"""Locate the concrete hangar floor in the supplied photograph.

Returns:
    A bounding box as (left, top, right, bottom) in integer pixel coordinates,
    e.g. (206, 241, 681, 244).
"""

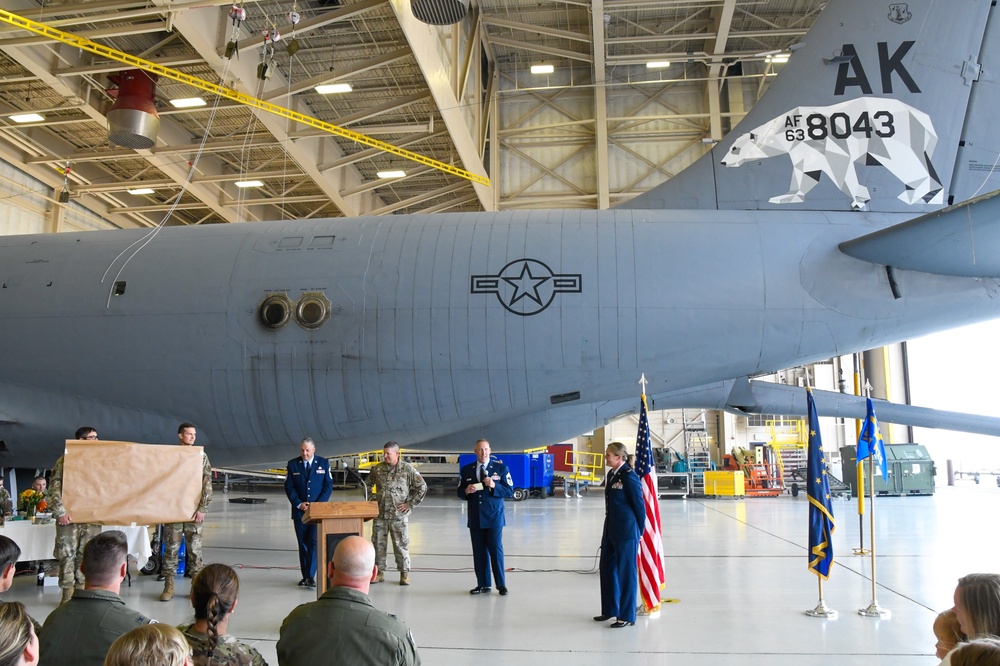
(6, 481, 995, 664)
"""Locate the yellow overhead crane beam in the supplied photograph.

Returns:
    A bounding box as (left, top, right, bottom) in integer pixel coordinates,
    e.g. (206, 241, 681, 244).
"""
(0, 9, 490, 187)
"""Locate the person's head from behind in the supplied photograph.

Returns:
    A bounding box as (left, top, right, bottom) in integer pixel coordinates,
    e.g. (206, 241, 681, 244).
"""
(81, 531, 127, 590)
(0, 536, 21, 594)
(190, 564, 240, 649)
(955, 573, 1000, 638)
(944, 636, 1000, 666)
(935, 608, 967, 658)
(105, 624, 192, 666)
(30, 477, 45, 494)
(328, 536, 376, 591)
(74, 427, 98, 441)
(0, 602, 38, 666)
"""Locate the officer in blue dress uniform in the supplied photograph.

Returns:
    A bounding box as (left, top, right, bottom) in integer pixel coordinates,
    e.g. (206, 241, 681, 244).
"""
(457, 439, 513, 595)
(285, 437, 334, 587)
(594, 441, 645, 627)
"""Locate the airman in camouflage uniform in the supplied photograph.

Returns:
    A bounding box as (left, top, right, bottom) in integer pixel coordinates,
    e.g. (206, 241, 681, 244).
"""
(161, 422, 213, 602)
(368, 441, 427, 585)
(51, 426, 102, 603)
(178, 623, 269, 666)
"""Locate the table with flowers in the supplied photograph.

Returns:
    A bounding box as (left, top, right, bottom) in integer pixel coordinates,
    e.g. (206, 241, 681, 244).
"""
(0, 522, 152, 570)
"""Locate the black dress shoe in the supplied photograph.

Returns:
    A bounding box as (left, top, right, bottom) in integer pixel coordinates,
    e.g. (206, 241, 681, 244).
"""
(305, 578, 316, 588)
(498, 587, 508, 596)
(156, 574, 165, 582)
(610, 621, 635, 628)
(469, 586, 491, 595)
(297, 579, 307, 587)
(593, 615, 612, 622)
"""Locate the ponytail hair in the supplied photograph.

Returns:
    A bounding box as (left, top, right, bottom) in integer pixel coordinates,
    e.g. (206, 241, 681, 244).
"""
(191, 563, 240, 653)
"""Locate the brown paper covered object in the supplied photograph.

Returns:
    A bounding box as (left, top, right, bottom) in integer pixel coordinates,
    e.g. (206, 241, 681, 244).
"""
(61, 440, 203, 525)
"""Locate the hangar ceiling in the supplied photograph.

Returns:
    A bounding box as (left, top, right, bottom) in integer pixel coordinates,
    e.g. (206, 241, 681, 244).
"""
(0, 0, 826, 228)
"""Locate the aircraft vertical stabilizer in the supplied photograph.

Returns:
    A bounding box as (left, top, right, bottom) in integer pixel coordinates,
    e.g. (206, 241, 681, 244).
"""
(623, 0, 995, 214)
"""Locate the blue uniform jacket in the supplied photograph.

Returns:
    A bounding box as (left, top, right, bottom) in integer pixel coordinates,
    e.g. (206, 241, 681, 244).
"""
(457, 458, 513, 529)
(285, 456, 334, 519)
(604, 464, 645, 543)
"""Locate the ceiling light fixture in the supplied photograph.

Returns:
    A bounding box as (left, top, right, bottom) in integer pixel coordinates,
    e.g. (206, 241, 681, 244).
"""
(235, 180, 264, 188)
(126, 187, 155, 195)
(9, 113, 44, 123)
(530, 64, 554, 75)
(646, 61, 671, 69)
(315, 83, 352, 94)
(765, 54, 789, 64)
(377, 170, 406, 179)
(169, 97, 206, 108)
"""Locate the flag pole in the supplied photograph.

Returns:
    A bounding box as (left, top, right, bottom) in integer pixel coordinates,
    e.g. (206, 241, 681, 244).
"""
(852, 356, 869, 556)
(806, 577, 838, 619)
(859, 384, 890, 619)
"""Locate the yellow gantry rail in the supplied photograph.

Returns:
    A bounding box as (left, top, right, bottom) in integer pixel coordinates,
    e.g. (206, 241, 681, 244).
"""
(0, 9, 490, 187)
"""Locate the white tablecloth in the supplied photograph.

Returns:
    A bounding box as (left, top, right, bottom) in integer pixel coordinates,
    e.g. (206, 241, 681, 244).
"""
(0, 522, 152, 570)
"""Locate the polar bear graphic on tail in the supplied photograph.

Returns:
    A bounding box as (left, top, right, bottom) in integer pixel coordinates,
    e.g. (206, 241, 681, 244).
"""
(721, 98, 941, 210)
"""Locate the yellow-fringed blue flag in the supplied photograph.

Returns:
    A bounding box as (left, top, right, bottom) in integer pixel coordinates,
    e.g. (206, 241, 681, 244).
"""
(857, 398, 888, 481)
(806, 389, 835, 579)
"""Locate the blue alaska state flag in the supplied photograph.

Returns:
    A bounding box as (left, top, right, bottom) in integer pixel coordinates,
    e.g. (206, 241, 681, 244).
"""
(857, 397, 889, 481)
(806, 389, 835, 579)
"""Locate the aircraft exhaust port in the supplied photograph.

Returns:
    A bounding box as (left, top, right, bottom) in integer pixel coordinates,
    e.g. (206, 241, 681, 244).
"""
(294, 292, 332, 330)
(258, 294, 293, 329)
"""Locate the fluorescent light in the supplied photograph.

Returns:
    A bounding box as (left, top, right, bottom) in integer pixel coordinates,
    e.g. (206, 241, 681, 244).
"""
(10, 113, 44, 123)
(234, 180, 264, 188)
(126, 188, 155, 195)
(377, 170, 406, 179)
(314, 83, 352, 94)
(169, 97, 206, 108)
(646, 61, 671, 69)
(530, 64, 554, 74)
(765, 54, 789, 64)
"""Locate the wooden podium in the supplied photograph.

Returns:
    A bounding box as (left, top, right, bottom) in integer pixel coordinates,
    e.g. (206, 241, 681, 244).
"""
(303, 501, 378, 596)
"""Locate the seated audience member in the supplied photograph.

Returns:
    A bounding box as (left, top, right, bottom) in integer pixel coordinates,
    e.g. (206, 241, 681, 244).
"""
(0, 537, 41, 634)
(935, 608, 968, 659)
(954, 573, 1000, 638)
(940, 636, 1000, 666)
(277, 535, 420, 666)
(179, 563, 268, 666)
(105, 624, 193, 666)
(40, 531, 155, 665)
(0, 602, 39, 666)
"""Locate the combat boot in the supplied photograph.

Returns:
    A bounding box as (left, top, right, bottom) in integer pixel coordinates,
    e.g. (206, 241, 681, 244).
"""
(159, 578, 174, 602)
(60, 587, 73, 604)
(371, 571, 384, 584)
(400, 571, 410, 586)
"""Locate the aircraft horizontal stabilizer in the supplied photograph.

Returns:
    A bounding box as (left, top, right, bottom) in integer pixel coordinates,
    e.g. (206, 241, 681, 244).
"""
(840, 189, 1000, 278)
(735, 381, 1000, 438)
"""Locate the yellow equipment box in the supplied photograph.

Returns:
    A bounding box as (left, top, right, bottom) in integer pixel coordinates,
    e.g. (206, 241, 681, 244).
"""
(703, 471, 745, 497)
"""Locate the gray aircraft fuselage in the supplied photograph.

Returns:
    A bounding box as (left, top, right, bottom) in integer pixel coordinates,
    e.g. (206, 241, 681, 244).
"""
(1, 207, 995, 466)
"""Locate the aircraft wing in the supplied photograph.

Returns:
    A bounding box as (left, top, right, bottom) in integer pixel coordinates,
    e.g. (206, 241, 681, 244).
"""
(652, 378, 1000, 438)
(840, 189, 1000, 278)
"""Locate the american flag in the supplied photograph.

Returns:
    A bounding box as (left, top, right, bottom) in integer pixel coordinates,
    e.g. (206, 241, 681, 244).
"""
(635, 392, 665, 612)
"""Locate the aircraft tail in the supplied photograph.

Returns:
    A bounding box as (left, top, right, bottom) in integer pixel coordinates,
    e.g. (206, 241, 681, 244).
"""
(623, 0, 1000, 214)
(840, 188, 1000, 277)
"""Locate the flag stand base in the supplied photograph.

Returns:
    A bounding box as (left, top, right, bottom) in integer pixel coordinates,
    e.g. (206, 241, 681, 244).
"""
(805, 602, 838, 619)
(851, 547, 870, 555)
(858, 602, 891, 618)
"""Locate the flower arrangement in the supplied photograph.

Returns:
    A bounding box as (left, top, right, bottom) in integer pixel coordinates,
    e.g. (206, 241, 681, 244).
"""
(19, 489, 46, 515)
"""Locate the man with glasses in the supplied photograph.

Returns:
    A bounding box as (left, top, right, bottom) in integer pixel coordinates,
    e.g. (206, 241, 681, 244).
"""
(49, 426, 102, 604)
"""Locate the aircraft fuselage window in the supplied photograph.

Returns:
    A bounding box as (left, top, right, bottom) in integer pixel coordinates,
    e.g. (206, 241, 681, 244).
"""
(113, 281, 126, 296)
